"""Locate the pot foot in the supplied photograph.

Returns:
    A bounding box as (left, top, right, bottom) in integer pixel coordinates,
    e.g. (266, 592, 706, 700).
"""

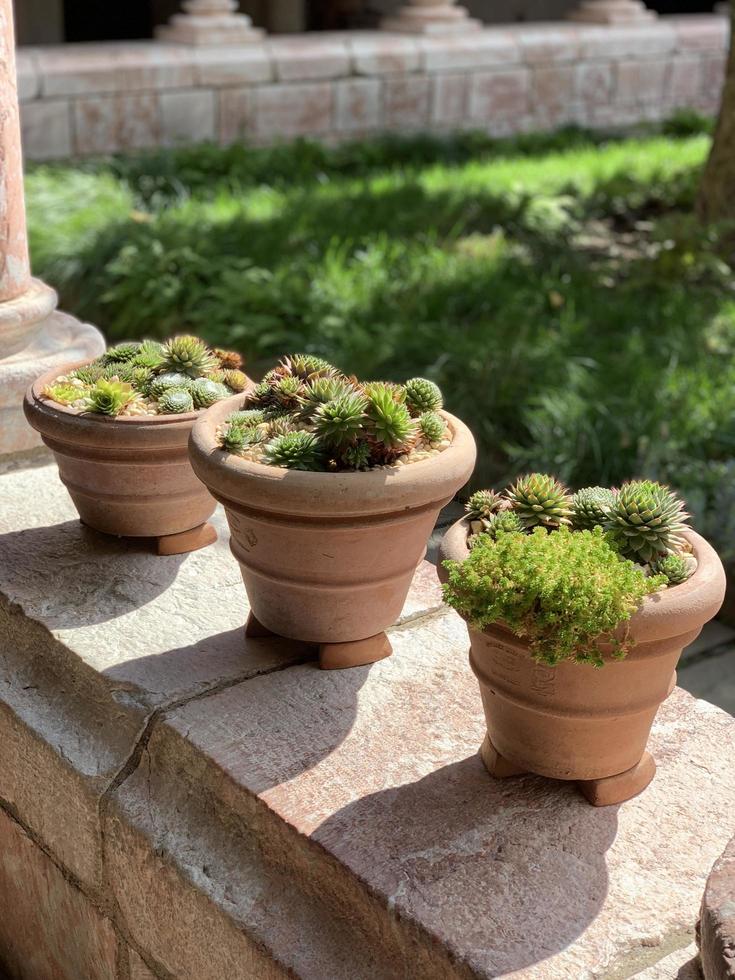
(479, 735, 528, 778)
(577, 751, 656, 806)
(244, 612, 277, 639)
(319, 632, 393, 670)
(156, 522, 217, 556)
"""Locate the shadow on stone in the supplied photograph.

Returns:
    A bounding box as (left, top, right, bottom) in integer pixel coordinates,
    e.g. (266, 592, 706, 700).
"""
(313, 753, 618, 976)
(0, 519, 185, 627)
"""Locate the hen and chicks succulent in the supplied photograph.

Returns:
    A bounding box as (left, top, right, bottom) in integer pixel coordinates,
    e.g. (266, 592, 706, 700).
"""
(465, 472, 696, 588)
(216, 354, 451, 472)
(42, 336, 246, 418)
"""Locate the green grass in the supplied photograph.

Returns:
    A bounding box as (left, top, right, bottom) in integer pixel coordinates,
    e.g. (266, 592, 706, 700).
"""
(26, 117, 735, 559)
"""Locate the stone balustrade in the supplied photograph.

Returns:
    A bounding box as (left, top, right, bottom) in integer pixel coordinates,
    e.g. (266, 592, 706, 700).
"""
(1, 464, 735, 978)
(17, 15, 728, 161)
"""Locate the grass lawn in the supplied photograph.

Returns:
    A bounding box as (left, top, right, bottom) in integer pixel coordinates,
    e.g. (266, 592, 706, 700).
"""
(25, 117, 735, 560)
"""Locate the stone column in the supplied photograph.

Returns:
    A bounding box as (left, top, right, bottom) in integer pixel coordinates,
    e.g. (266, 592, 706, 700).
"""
(0, 0, 104, 455)
(381, 0, 481, 34)
(157, 0, 264, 45)
(566, 0, 656, 24)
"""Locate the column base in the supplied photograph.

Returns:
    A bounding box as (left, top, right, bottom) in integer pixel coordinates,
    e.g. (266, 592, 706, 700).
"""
(567, 0, 656, 24)
(156, 15, 264, 45)
(0, 310, 105, 456)
(381, 5, 481, 34)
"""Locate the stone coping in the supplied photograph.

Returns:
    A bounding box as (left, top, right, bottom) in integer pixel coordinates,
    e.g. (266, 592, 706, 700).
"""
(16, 16, 728, 159)
(2, 461, 735, 978)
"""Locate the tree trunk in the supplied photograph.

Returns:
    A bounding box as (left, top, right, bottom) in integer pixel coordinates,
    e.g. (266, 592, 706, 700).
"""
(697, 2, 735, 222)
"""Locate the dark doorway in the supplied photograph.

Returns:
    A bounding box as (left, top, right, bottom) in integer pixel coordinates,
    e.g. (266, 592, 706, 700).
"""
(63, 0, 153, 40)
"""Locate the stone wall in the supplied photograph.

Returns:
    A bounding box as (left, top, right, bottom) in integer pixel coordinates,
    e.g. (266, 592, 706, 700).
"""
(17, 15, 728, 160)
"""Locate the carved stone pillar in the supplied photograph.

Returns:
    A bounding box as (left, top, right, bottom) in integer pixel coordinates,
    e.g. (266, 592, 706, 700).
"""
(381, 0, 481, 35)
(566, 0, 656, 24)
(157, 0, 264, 45)
(0, 0, 104, 455)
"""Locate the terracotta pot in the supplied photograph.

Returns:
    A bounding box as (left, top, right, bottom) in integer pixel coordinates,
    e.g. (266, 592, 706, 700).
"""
(24, 362, 241, 551)
(438, 517, 726, 803)
(189, 395, 476, 661)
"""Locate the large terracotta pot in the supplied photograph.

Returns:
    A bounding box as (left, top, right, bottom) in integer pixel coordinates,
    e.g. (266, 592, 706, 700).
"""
(189, 395, 476, 667)
(23, 362, 238, 554)
(438, 517, 726, 804)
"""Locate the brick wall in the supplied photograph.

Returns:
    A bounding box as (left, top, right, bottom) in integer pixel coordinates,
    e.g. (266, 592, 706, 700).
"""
(17, 16, 728, 160)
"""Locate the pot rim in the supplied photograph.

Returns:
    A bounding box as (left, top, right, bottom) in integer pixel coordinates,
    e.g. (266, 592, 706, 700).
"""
(438, 515, 726, 644)
(189, 393, 477, 517)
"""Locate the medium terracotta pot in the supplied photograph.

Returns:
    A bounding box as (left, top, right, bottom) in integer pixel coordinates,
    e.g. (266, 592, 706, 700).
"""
(438, 517, 726, 804)
(189, 395, 476, 666)
(24, 362, 241, 553)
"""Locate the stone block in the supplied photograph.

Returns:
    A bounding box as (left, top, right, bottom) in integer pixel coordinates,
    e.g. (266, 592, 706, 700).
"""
(269, 37, 350, 81)
(39, 42, 195, 97)
(702, 54, 727, 106)
(468, 68, 531, 121)
(383, 74, 431, 128)
(334, 78, 381, 133)
(577, 22, 677, 60)
(575, 60, 614, 105)
(431, 72, 470, 125)
(513, 24, 582, 64)
(16, 50, 39, 102)
(20, 99, 72, 160)
(668, 56, 705, 107)
(105, 601, 735, 979)
(699, 833, 735, 980)
(192, 47, 272, 87)
(616, 58, 670, 104)
(532, 64, 576, 123)
(421, 31, 520, 72)
(160, 89, 216, 146)
(349, 33, 421, 75)
(219, 87, 254, 145)
(253, 82, 334, 138)
(671, 14, 729, 52)
(74, 93, 161, 156)
(0, 808, 118, 980)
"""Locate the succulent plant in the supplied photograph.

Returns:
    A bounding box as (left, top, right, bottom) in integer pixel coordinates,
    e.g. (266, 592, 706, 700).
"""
(606, 480, 690, 563)
(84, 379, 134, 416)
(341, 441, 372, 470)
(42, 382, 87, 405)
(223, 369, 248, 393)
(365, 385, 415, 452)
(131, 366, 154, 392)
(466, 489, 505, 521)
(571, 486, 617, 531)
(299, 377, 353, 417)
(148, 372, 192, 399)
(226, 409, 266, 428)
(486, 510, 525, 538)
(273, 375, 305, 410)
(418, 411, 445, 443)
(649, 553, 697, 586)
(103, 342, 141, 364)
(264, 431, 322, 471)
(157, 389, 194, 415)
(102, 362, 136, 382)
(191, 378, 225, 409)
(131, 339, 165, 370)
(213, 348, 243, 370)
(160, 335, 218, 379)
(312, 393, 367, 448)
(283, 353, 338, 380)
(69, 365, 103, 385)
(403, 378, 443, 417)
(267, 416, 296, 438)
(506, 473, 573, 530)
(220, 422, 264, 454)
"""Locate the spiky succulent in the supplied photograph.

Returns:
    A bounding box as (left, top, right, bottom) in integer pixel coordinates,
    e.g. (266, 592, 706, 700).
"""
(148, 372, 192, 399)
(466, 489, 505, 521)
(283, 354, 338, 380)
(102, 362, 135, 382)
(69, 365, 103, 385)
(506, 473, 573, 530)
(131, 339, 165, 370)
(571, 486, 617, 531)
(264, 431, 322, 471)
(157, 389, 194, 415)
(160, 335, 218, 379)
(487, 510, 524, 538)
(404, 377, 443, 417)
(649, 553, 697, 586)
(42, 382, 87, 405)
(220, 422, 264, 454)
(299, 377, 353, 417)
(213, 348, 243, 370)
(341, 441, 372, 470)
(103, 342, 141, 364)
(223, 369, 248, 393)
(267, 416, 296, 438)
(273, 375, 305, 410)
(131, 366, 154, 392)
(84, 379, 134, 416)
(226, 409, 266, 428)
(191, 378, 226, 409)
(606, 480, 690, 562)
(365, 385, 416, 450)
(418, 411, 445, 443)
(312, 393, 367, 448)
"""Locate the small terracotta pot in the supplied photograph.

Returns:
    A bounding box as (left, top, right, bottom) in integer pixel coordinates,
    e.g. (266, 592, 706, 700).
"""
(24, 362, 241, 551)
(189, 395, 476, 662)
(438, 517, 726, 804)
